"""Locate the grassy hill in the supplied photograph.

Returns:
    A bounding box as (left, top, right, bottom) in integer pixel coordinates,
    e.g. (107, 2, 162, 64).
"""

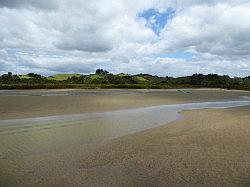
(18, 75, 31, 79)
(1, 70, 249, 90)
(48, 74, 81, 81)
(132, 75, 150, 84)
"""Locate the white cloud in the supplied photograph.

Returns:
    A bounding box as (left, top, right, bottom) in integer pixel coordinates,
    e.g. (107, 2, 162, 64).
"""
(158, 3, 250, 57)
(0, 0, 59, 10)
(0, 0, 249, 77)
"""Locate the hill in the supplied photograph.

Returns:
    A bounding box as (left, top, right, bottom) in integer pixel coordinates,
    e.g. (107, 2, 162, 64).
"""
(0, 70, 249, 90)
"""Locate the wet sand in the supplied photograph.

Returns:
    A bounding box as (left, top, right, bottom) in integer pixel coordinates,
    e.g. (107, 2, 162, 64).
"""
(1, 106, 250, 186)
(76, 106, 250, 187)
(0, 89, 250, 186)
(1, 89, 250, 119)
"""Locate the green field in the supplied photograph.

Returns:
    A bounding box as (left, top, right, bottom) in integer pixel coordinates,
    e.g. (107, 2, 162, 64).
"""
(132, 76, 150, 84)
(18, 75, 31, 79)
(48, 74, 81, 81)
(88, 74, 104, 80)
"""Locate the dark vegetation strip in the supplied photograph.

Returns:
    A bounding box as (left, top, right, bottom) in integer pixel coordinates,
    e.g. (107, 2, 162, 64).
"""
(0, 70, 249, 90)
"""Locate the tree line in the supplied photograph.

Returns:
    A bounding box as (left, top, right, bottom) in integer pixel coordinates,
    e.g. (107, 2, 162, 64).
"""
(0, 70, 249, 90)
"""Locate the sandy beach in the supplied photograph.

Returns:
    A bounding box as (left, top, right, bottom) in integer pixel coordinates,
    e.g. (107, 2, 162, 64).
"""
(76, 106, 250, 186)
(1, 89, 250, 119)
(2, 0, 250, 186)
(0, 89, 250, 186)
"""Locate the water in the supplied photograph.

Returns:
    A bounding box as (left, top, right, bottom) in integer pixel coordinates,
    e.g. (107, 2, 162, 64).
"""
(1, 99, 250, 144)
(0, 97, 250, 186)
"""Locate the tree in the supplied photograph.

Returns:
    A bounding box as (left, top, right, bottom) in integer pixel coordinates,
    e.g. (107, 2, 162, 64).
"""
(28, 73, 42, 79)
(8, 72, 12, 77)
(95, 69, 109, 75)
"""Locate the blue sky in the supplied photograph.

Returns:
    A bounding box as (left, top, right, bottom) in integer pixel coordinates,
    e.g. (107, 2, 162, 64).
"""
(156, 52, 195, 60)
(138, 8, 175, 35)
(139, 9, 195, 61)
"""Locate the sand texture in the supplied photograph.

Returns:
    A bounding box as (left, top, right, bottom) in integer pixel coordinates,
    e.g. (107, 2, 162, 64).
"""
(0, 89, 250, 186)
(66, 106, 250, 187)
(1, 89, 250, 119)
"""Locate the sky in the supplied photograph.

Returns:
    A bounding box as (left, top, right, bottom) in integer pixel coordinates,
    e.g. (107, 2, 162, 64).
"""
(0, 0, 250, 77)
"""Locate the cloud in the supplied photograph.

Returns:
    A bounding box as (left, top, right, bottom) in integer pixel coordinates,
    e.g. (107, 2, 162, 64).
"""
(0, 0, 59, 10)
(54, 34, 113, 53)
(158, 3, 250, 58)
(151, 2, 250, 76)
(0, 0, 249, 77)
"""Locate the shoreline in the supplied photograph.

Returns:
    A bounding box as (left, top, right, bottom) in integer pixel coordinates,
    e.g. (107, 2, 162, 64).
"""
(0, 87, 250, 92)
(1, 88, 250, 186)
(75, 106, 250, 186)
(1, 106, 249, 186)
(1, 89, 250, 120)
(1, 99, 250, 125)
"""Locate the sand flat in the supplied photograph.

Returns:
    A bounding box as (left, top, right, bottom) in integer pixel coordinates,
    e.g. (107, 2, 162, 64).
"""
(1, 106, 249, 186)
(0, 89, 250, 186)
(1, 89, 250, 119)
(75, 106, 250, 186)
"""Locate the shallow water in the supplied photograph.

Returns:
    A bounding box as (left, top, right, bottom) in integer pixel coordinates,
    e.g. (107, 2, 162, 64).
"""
(1, 99, 250, 142)
(0, 97, 250, 186)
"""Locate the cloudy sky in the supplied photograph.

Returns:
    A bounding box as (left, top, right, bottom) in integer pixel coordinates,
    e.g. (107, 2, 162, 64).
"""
(0, 0, 250, 77)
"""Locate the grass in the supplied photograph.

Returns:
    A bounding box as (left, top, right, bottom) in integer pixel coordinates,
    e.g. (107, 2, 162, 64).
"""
(89, 74, 105, 79)
(117, 73, 129, 77)
(132, 76, 150, 84)
(48, 74, 80, 81)
(18, 75, 31, 79)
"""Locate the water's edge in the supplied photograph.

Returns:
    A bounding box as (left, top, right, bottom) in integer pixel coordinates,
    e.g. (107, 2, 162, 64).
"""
(1, 99, 250, 141)
(0, 98, 249, 165)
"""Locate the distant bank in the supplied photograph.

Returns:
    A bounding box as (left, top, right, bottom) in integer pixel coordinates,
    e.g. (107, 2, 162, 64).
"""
(0, 69, 249, 90)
